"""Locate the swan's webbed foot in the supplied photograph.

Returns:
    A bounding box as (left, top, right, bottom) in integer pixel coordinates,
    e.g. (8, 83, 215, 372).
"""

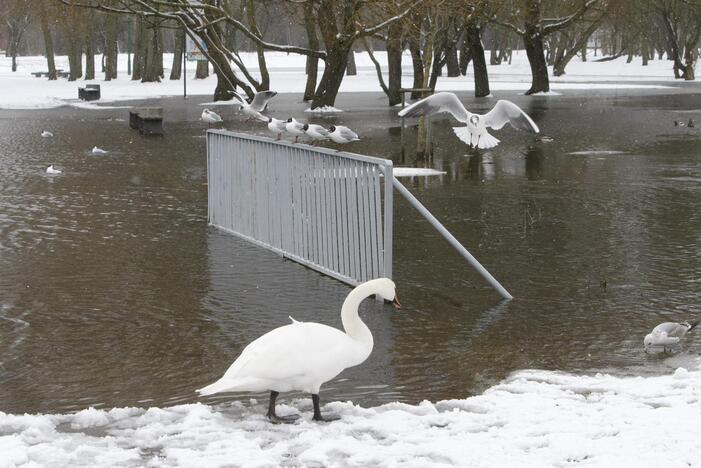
(266, 391, 300, 424)
(311, 394, 340, 423)
(268, 413, 300, 424)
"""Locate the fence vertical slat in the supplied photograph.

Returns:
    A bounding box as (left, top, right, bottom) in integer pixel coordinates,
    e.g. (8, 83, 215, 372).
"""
(372, 166, 384, 278)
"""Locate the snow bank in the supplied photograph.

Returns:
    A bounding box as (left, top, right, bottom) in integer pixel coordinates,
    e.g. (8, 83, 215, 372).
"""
(0, 51, 677, 110)
(2, 363, 700, 467)
(304, 105, 344, 113)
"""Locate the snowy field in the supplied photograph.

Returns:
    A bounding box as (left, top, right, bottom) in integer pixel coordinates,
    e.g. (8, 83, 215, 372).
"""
(0, 50, 681, 109)
(2, 363, 700, 467)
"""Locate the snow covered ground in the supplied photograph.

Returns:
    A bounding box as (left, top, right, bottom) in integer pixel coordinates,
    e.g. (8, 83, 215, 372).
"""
(0, 50, 681, 110)
(2, 361, 700, 468)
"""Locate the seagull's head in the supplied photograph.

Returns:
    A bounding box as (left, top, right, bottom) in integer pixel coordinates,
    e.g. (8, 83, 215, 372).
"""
(329, 126, 336, 132)
(268, 117, 273, 123)
(643, 333, 654, 349)
(287, 118, 293, 123)
(302, 124, 309, 131)
(469, 115, 480, 126)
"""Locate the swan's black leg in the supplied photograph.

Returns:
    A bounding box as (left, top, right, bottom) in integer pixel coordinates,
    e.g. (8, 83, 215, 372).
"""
(312, 394, 340, 422)
(266, 391, 299, 424)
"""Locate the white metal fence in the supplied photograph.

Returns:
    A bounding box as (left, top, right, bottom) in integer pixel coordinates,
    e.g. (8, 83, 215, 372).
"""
(207, 130, 393, 286)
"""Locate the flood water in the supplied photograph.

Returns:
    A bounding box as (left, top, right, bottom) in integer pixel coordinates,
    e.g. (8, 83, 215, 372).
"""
(1, 88, 701, 415)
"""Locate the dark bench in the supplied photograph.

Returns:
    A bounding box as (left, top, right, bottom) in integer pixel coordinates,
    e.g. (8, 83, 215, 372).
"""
(129, 107, 164, 136)
(78, 84, 101, 101)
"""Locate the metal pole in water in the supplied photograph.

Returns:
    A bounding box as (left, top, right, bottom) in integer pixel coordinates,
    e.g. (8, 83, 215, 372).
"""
(392, 176, 513, 300)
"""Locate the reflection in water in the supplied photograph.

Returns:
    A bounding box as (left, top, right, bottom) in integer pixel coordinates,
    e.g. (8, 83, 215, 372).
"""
(2, 92, 701, 414)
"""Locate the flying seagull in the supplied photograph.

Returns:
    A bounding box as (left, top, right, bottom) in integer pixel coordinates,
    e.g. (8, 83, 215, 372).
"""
(644, 320, 698, 353)
(41, 130, 53, 138)
(201, 108, 223, 128)
(91, 146, 108, 155)
(46, 165, 62, 174)
(398, 92, 539, 149)
(328, 125, 359, 144)
(231, 90, 277, 121)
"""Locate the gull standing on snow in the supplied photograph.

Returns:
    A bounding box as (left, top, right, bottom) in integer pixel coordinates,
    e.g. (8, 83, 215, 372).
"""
(231, 90, 277, 121)
(201, 108, 223, 128)
(91, 146, 108, 155)
(328, 125, 359, 144)
(267, 117, 287, 140)
(286, 118, 306, 143)
(303, 123, 330, 143)
(41, 130, 53, 138)
(398, 92, 539, 149)
(46, 165, 62, 174)
(644, 320, 698, 352)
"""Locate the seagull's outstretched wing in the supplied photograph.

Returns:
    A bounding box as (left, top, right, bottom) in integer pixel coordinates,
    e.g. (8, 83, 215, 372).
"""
(398, 92, 469, 122)
(484, 100, 539, 133)
(229, 91, 247, 105)
(250, 90, 278, 112)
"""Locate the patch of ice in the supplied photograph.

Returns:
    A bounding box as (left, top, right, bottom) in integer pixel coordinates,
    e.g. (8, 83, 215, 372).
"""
(568, 150, 627, 156)
(392, 168, 446, 177)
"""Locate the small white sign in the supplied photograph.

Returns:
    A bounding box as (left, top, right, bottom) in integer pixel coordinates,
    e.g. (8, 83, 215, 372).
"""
(186, 35, 208, 62)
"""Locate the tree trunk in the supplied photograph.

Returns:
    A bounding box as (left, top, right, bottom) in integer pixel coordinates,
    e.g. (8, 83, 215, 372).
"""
(683, 46, 697, 80)
(553, 17, 601, 77)
(170, 28, 184, 80)
(466, 22, 490, 97)
(195, 60, 209, 79)
(446, 40, 460, 76)
(523, 28, 549, 94)
(302, 1, 319, 101)
(247, 0, 269, 90)
(105, 13, 118, 80)
(459, 33, 472, 75)
(386, 22, 403, 106)
(38, 3, 57, 80)
(311, 43, 351, 108)
(346, 50, 357, 75)
(141, 25, 162, 82)
(409, 37, 424, 99)
(131, 17, 145, 80)
(490, 29, 501, 65)
(85, 28, 95, 80)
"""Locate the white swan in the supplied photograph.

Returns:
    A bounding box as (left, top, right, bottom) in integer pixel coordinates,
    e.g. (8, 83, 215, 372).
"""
(398, 92, 539, 149)
(197, 278, 400, 423)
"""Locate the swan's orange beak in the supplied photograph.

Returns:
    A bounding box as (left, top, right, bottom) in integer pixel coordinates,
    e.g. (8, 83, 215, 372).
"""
(392, 294, 402, 309)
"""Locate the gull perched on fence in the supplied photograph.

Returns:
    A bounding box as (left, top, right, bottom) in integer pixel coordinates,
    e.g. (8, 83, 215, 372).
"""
(267, 117, 287, 140)
(644, 320, 698, 353)
(286, 118, 306, 142)
(303, 123, 330, 143)
(398, 92, 539, 149)
(328, 125, 359, 144)
(231, 90, 277, 121)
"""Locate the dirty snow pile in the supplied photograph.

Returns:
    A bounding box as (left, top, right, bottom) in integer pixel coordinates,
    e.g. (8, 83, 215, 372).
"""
(2, 363, 700, 468)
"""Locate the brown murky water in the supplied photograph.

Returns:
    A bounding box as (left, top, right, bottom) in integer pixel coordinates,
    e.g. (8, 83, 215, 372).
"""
(1, 88, 701, 414)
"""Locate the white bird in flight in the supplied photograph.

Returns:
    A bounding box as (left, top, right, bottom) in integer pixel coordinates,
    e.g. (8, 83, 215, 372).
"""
(201, 108, 223, 127)
(41, 130, 53, 138)
(398, 92, 539, 149)
(328, 125, 359, 144)
(46, 165, 62, 174)
(267, 117, 287, 140)
(285, 118, 305, 142)
(91, 146, 108, 155)
(231, 90, 277, 121)
(644, 320, 698, 353)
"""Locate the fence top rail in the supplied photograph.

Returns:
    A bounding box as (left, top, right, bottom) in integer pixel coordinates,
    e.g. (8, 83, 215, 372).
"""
(207, 129, 394, 168)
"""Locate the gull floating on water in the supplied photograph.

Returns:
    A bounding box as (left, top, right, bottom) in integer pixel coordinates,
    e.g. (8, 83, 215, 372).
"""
(91, 146, 108, 155)
(46, 165, 62, 174)
(231, 90, 277, 121)
(328, 125, 359, 144)
(285, 118, 305, 142)
(201, 108, 223, 127)
(644, 320, 698, 353)
(303, 123, 330, 143)
(398, 92, 539, 149)
(41, 130, 53, 138)
(267, 117, 287, 140)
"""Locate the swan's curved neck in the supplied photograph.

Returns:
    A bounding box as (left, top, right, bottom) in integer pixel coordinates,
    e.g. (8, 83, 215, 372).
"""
(341, 284, 376, 346)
